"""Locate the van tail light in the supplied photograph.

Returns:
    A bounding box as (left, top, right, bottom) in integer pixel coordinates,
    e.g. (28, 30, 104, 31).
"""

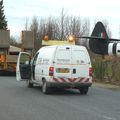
(89, 68, 92, 76)
(49, 67, 54, 76)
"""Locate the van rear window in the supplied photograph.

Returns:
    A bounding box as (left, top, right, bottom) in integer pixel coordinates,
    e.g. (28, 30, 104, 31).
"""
(55, 49, 71, 64)
(72, 50, 89, 64)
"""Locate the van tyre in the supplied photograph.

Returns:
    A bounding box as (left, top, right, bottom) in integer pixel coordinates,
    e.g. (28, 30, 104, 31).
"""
(26, 80, 33, 88)
(42, 81, 49, 94)
(79, 87, 88, 95)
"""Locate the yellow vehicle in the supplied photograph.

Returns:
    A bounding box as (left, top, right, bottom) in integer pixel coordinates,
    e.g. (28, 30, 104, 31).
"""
(42, 35, 75, 46)
(0, 46, 21, 72)
(0, 30, 34, 73)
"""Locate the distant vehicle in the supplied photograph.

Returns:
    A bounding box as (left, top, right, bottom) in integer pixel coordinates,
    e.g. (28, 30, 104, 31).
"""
(0, 30, 34, 73)
(0, 45, 21, 73)
(0, 30, 20, 73)
(16, 45, 92, 94)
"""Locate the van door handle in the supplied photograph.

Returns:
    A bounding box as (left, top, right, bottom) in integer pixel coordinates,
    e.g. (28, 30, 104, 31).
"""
(73, 69, 76, 74)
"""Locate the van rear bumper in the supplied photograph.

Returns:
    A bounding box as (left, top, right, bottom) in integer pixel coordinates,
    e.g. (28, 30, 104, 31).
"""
(47, 82, 92, 89)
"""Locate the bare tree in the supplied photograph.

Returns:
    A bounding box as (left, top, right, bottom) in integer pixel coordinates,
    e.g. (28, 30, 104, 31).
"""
(30, 16, 39, 33)
(30, 16, 39, 52)
(78, 19, 90, 45)
(102, 19, 112, 38)
(59, 8, 66, 40)
(10, 36, 21, 47)
(24, 17, 29, 30)
(38, 18, 46, 40)
(23, 10, 91, 46)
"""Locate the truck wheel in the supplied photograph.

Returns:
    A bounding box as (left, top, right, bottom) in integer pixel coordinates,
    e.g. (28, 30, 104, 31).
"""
(42, 81, 49, 94)
(26, 80, 33, 88)
(79, 87, 88, 95)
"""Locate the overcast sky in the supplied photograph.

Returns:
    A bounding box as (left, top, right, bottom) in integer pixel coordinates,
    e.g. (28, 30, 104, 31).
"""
(3, 0, 120, 38)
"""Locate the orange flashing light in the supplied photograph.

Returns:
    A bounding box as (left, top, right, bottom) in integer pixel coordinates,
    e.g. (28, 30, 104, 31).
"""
(68, 35, 75, 42)
(44, 35, 49, 41)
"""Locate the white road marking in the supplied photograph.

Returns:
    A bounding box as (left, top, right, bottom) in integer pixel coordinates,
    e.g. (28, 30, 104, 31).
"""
(103, 116, 117, 120)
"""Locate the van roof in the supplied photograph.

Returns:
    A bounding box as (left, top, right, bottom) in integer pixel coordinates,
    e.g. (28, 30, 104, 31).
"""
(38, 45, 85, 52)
(38, 45, 86, 51)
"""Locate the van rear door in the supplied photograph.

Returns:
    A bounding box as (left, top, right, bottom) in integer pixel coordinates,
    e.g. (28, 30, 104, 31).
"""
(16, 52, 31, 81)
(54, 46, 72, 82)
(71, 46, 90, 82)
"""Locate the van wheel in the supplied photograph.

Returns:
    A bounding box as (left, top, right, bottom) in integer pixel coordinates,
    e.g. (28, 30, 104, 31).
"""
(79, 87, 88, 95)
(42, 81, 49, 94)
(26, 80, 33, 88)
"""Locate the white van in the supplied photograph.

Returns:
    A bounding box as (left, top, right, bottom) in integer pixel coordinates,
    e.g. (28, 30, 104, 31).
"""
(16, 45, 92, 94)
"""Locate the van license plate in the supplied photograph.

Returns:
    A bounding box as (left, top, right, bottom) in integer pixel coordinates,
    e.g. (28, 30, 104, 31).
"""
(56, 68, 70, 73)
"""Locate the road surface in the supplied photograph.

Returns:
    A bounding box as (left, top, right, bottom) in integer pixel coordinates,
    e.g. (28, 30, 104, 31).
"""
(0, 76, 120, 120)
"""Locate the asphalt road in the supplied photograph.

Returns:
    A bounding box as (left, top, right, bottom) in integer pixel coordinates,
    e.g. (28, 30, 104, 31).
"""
(0, 76, 120, 120)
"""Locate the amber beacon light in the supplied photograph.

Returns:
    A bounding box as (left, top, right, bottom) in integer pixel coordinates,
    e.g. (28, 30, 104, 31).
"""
(68, 35, 75, 42)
